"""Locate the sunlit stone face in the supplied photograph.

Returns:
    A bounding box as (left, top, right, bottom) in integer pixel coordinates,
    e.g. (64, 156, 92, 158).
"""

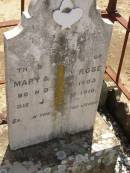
(4, 0, 113, 150)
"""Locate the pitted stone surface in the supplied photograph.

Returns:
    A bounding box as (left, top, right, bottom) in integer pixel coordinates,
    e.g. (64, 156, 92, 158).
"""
(4, 0, 113, 150)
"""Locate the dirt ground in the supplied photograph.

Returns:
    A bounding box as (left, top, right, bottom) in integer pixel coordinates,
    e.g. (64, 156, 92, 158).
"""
(0, 0, 130, 113)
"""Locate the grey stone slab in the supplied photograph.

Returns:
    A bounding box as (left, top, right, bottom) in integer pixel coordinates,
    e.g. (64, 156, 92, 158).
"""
(0, 113, 120, 173)
(4, 0, 113, 150)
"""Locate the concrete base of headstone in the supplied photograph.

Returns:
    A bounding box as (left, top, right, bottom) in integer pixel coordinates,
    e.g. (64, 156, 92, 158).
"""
(0, 112, 120, 173)
(106, 82, 130, 142)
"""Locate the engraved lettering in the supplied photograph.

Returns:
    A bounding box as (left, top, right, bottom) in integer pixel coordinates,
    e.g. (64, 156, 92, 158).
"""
(18, 92, 28, 98)
(32, 115, 38, 119)
(12, 118, 20, 124)
(44, 76, 49, 82)
(44, 88, 48, 93)
(79, 66, 103, 75)
(17, 67, 28, 73)
(71, 105, 79, 109)
(80, 101, 98, 108)
(40, 99, 44, 104)
(91, 89, 95, 93)
(28, 79, 34, 85)
(17, 103, 29, 109)
(78, 78, 96, 86)
(17, 104, 21, 109)
(32, 112, 51, 119)
(35, 90, 39, 95)
(40, 112, 50, 117)
(85, 68, 90, 73)
(79, 69, 84, 75)
(92, 78, 96, 83)
(37, 64, 43, 70)
(22, 80, 28, 86)
(86, 80, 90, 84)
(24, 92, 28, 97)
(94, 54, 102, 59)
(14, 81, 21, 88)
(35, 77, 40, 83)
(18, 93, 22, 98)
(92, 67, 96, 72)
(13, 77, 40, 88)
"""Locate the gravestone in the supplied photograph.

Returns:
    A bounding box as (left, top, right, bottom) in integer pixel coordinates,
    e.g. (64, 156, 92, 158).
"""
(4, 0, 113, 150)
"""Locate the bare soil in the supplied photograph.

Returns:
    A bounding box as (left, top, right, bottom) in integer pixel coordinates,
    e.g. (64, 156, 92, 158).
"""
(0, 0, 130, 113)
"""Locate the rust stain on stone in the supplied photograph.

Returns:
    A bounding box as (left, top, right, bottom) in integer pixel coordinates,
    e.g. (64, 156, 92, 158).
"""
(54, 64, 65, 111)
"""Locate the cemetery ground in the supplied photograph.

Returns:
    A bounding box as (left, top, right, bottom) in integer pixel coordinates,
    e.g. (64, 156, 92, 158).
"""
(0, 0, 130, 172)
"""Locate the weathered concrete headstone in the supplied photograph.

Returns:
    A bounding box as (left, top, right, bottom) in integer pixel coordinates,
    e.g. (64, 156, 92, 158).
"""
(4, 0, 113, 150)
